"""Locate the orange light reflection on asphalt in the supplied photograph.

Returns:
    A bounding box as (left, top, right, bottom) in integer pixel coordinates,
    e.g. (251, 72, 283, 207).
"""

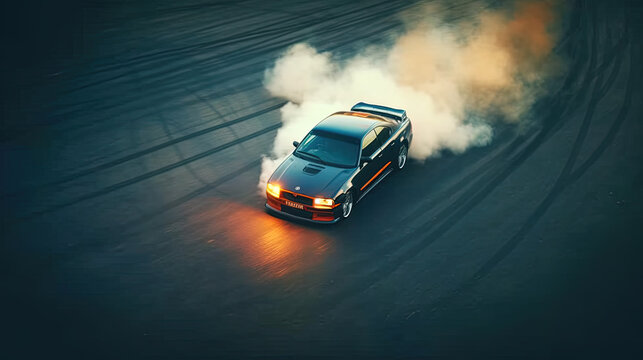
(195, 200, 332, 279)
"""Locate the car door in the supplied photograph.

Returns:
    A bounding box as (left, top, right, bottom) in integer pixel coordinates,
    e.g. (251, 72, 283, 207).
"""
(362, 126, 394, 191)
(374, 126, 395, 164)
(353, 129, 385, 197)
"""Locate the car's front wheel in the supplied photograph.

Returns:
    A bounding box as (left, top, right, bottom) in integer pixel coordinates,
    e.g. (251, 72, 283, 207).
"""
(397, 143, 408, 170)
(341, 191, 354, 219)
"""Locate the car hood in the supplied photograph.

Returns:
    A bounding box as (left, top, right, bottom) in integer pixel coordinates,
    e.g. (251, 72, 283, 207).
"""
(269, 154, 353, 198)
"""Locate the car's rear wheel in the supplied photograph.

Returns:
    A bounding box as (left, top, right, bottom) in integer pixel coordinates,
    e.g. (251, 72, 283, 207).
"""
(397, 144, 408, 170)
(341, 191, 353, 219)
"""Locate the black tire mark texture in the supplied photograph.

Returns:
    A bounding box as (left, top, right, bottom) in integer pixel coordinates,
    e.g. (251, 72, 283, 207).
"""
(2, 101, 286, 200)
(6, 122, 281, 224)
(2, 1, 391, 141)
(121, 158, 262, 232)
(24, 1, 407, 150)
(60, 0, 398, 96)
(158, 112, 210, 188)
(183, 83, 252, 157)
(415, 5, 635, 317)
(298, 0, 617, 314)
(3, 1, 417, 225)
(70, 0, 340, 79)
(463, 16, 635, 292)
(323, 0, 592, 277)
(364, 3, 586, 256)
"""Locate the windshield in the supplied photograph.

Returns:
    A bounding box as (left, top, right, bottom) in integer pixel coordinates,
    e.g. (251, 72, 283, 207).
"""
(295, 130, 360, 168)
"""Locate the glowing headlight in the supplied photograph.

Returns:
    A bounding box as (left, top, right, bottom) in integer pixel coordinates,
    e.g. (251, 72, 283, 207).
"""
(313, 198, 334, 209)
(266, 183, 280, 198)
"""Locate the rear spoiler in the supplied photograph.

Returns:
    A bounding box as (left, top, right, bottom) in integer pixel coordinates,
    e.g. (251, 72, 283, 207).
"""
(351, 102, 408, 122)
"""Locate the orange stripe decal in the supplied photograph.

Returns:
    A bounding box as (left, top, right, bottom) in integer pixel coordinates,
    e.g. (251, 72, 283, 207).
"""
(360, 161, 391, 191)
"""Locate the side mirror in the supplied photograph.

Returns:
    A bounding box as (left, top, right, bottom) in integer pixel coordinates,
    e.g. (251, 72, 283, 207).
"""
(293, 141, 300, 148)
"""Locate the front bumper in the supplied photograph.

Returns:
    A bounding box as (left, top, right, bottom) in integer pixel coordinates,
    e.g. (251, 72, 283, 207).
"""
(265, 195, 341, 224)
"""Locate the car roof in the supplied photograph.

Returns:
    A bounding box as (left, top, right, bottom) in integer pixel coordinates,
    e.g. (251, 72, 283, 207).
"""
(313, 111, 395, 139)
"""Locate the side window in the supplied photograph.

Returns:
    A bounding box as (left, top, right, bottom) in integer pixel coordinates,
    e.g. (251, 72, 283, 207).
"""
(361, 130, 379, 158)
(374, 127, 391, 146)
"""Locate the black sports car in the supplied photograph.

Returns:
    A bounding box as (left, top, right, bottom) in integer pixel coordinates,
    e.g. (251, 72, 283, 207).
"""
(265, 102, 413, 223)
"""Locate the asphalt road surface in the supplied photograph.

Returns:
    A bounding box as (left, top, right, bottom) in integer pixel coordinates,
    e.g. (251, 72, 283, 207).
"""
(3, 0, 642, 358)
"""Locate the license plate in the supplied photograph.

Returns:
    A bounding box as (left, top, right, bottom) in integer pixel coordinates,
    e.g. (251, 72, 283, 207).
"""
(285, 201, 304, 209)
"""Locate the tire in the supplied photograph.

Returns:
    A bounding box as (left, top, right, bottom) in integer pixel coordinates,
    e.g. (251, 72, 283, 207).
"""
(341, 190, 354, 219)
(396, 143, 408, 170)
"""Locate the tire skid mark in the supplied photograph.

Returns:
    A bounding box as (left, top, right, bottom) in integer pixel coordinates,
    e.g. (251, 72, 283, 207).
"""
(63, 6, 316, 88)
(73, 1, 337, 78)
(43, 1, 408, 140)
(6, 122, 281, 224)
(427, 5, 635, 314)
(66, 18, 308, 93)
(106, 1, 409, 94)
(144, 2, 408, 91)
(52, 81, 274, 143)
(61, 0, 398, 95)
(553, 0, 584, 51)
(121, 158, 262, 233)
(302, 1, 621, 314)
(183, 86, 251, 156)
(328, 129, 537, 279)
(464, 37, 633, 291)
(321, 0, 593, 283)
(18, 6, 411, 199)
(3, 1, 415, 222)
(158, 112, 210, 189)
(2, 102, 286, 200)
(396, 0, 614, 297)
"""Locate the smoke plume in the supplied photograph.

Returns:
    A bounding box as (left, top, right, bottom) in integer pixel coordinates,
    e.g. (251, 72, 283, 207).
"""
(259, 1, 560, 193)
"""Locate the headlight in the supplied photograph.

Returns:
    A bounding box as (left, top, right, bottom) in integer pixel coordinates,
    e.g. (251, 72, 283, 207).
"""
(313, 198, 334, 209)
(266, 183, 280, 198)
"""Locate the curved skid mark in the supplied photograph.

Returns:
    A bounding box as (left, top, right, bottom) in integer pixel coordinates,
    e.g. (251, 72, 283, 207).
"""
(423, 7, 636, 315)
(467, 38, 634, 288)
(2, 102, 286, 200)
(183, 85, 252, 157)
(304, 1, 628, 313)
(7, 123, 281, 224)
(158, 112, 210, 188)
(43, 2, 408, 140)
(60, 0, 402, 96)
(121, 159, 262, 232)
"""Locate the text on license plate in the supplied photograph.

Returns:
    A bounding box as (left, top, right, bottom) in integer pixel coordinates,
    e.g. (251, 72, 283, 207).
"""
(285, 201, 304, 209)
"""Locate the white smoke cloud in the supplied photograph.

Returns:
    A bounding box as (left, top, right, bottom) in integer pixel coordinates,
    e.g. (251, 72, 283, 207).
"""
(259, 1, 559, 194)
